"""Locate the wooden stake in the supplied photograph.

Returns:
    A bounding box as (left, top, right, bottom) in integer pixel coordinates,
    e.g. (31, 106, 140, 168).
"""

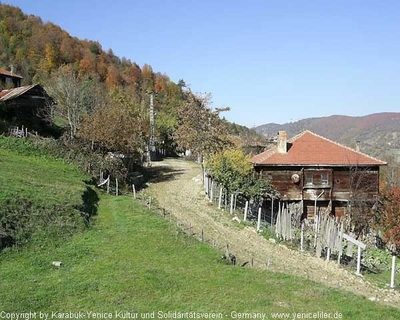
(257, 206, 262, 232)
(356, 246, 362, 276)
(390, 254, 396, 288)
(218, 187, 223, 209)
(271, 198, 274, 226)
(115, 178, 118, 196)
(132, 184, 136, 199)
(300, 222, 304, 252)
(230, 194, 234, 215)
(244, 201, 248, 221)
(209, 180, 214, 203)
(337, 221, 344, 265)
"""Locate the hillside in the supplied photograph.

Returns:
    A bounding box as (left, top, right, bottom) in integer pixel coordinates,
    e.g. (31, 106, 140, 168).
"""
(0, 136, 98, 249)
(0, 4, 261, 156)
(255, 112, 400, 160)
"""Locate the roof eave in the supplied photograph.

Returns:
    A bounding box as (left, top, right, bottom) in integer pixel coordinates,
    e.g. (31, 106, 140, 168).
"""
(253, 163, 387, 167)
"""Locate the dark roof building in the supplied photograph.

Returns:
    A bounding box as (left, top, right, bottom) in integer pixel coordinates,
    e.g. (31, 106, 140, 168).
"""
(0, 84, 58, 136)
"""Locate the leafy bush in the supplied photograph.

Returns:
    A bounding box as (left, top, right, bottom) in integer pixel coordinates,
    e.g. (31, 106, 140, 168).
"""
(362, 248, 392, 272)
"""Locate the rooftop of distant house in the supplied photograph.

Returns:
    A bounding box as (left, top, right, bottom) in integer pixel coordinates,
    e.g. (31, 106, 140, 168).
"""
(251, 130, 387, 167)
(0, 68, 23, 79)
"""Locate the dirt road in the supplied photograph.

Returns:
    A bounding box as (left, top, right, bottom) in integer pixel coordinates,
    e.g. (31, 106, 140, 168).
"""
(145, 158, 400, 308)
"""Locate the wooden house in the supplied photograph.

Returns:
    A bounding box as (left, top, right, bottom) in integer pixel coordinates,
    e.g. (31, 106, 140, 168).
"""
(251, 130, 387, 220)
(0, 84, 57, 136)
(0, 68, 22, 88)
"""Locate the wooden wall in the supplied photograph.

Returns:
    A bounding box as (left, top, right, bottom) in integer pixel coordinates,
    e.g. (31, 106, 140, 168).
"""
(255, 165, 381, 218)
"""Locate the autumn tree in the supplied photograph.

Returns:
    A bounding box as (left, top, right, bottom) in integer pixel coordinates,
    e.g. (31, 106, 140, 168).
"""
(377, 185, 400, 253)
(78, 88, 149, 160)
(174, 91, 231, 159)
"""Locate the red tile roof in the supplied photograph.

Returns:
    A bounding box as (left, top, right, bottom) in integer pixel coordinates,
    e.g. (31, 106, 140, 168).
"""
(251, 130, 387, 166)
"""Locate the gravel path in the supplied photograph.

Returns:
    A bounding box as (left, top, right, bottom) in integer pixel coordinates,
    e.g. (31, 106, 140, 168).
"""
(145, 158, 400, 308)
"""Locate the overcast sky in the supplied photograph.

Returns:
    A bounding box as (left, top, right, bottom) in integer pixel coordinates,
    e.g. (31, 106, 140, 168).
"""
(4, 0, 400, 127)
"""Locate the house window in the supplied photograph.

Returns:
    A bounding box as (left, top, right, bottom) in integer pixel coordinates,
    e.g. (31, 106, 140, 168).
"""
(321, 173, 329, 185)
(306, 172, 313, 185)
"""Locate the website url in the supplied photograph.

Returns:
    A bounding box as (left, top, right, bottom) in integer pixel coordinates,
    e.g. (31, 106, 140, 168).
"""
(270, 311, 343, 319)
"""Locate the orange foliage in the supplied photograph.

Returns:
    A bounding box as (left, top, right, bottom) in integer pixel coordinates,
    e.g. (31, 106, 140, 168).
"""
(380, 186, 400, 250)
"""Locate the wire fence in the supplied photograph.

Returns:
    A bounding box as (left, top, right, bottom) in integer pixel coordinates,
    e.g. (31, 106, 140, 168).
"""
(97, 173, 398, 286)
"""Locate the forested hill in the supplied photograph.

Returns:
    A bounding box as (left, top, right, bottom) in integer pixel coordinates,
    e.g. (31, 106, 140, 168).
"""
(255, 112, 400, 161)
(0, 4, 263, 156)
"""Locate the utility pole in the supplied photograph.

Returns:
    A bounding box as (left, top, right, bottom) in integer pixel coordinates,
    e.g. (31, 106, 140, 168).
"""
(149, 93, 156, 160)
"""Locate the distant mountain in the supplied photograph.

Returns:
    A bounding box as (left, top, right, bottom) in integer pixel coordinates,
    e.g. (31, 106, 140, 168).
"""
(255, 112, 400, 161)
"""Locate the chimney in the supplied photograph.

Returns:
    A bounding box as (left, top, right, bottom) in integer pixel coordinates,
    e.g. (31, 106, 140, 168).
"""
(356, 140, 361, 152)
(277, 131, 287, 153)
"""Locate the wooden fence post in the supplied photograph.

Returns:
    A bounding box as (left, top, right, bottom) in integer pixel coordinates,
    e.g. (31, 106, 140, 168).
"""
(257, 207, 262, 232)
(107, 178, 110, 194)
(230, 194, 234, 215)
(115, 178, 118, 196)
(271, 199, 274, 226)
(218, 187, 223, 209)
(209, 180, 214, 203)
(244, 201, 248, 221)
(300, 221, 304, 252)
(390, 254, 396, 288)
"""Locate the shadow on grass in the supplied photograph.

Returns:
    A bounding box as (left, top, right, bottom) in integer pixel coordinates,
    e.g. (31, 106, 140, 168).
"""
(79, 185, 100, 227)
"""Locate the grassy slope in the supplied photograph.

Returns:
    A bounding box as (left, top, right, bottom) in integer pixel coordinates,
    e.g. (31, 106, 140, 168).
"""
(0, 137, 87, 206)
(0, 139, 398, 317)
(0, 195, 399, 318)
(0, 137, 98, 248)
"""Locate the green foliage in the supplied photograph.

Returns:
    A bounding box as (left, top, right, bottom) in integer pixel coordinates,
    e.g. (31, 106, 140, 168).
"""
(206, 149, 271, 202)
(362, 248, 393, 272)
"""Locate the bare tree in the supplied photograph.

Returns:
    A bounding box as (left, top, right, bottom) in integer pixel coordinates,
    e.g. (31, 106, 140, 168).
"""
(45, 65, 88, 138)
(347, 164, 380, 238)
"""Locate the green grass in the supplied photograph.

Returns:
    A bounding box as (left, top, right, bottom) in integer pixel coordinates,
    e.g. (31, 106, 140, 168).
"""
(0, 137, 398, 318)
(0, 195, 399, 318)
(0, 136, 97, 248)
(0, 136, 87, 205)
